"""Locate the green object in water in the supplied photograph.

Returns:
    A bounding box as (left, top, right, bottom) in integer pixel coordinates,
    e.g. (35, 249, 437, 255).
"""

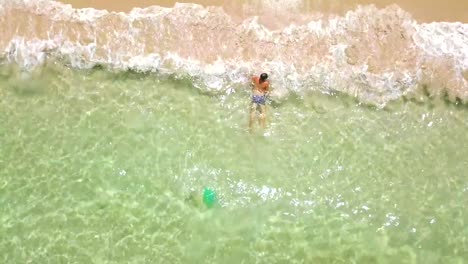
(203, 188, 217, 208)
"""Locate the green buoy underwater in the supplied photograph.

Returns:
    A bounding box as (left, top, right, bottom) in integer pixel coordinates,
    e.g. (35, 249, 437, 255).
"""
(202, 188, 217, 208)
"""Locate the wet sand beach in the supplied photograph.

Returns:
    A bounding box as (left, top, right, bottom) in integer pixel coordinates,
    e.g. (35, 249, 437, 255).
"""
(60, 0, 468, 23)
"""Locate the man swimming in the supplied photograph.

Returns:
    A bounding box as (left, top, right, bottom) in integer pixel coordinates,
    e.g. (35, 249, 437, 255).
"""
(249, 73, 270, 131)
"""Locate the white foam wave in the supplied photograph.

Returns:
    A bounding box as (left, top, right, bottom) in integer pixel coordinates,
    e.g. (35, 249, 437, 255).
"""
(415, 22, 468, 69)
(1, 1, 467, 106)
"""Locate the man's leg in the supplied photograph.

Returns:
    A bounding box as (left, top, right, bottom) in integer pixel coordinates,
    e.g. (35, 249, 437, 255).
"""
(249, 103, 257, 132)
(259, 104, 267, 129)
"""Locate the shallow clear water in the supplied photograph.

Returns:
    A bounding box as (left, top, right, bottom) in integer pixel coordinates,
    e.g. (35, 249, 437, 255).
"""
(1, 66, 468, 263)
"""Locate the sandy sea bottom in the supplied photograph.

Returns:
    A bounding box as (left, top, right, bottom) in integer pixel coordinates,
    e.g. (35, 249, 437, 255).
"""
(0, 65, 468, 263)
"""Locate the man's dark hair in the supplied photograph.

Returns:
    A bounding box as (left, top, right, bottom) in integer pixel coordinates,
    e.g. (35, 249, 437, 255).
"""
(260, 73, 268, 81)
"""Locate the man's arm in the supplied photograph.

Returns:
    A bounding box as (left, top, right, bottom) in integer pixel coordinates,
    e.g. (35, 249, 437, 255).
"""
(250, 76, 257, 90)
(264, 82, 270, 95)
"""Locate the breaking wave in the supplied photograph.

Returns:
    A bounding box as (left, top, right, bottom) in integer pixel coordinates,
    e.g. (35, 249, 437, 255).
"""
(1, 0, 467, 106)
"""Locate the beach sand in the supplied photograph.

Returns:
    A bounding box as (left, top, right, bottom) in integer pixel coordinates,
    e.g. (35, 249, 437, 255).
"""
(59, 0, 468, 23)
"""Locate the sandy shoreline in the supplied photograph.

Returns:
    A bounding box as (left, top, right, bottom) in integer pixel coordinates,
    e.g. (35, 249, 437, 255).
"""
(1, 0, 466, 106)
(59, 0, 468, 23)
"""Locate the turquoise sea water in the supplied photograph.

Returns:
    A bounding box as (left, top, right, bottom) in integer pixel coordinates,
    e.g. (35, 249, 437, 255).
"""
(1, 65, 468, 263)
